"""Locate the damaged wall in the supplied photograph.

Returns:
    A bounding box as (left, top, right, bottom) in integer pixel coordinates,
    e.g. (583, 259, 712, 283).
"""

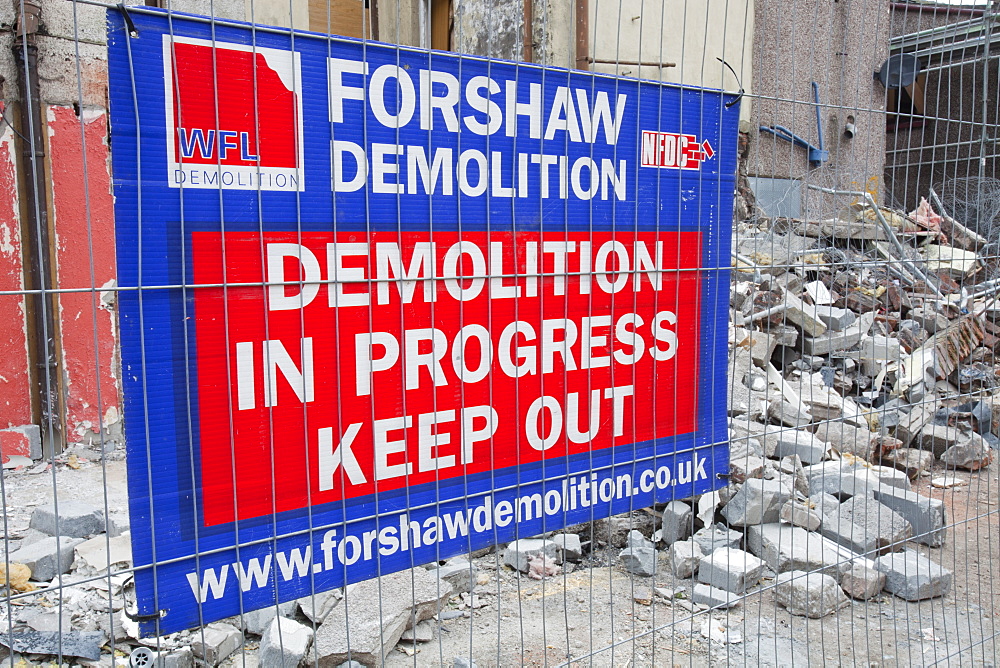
(748, 0, 889, 216)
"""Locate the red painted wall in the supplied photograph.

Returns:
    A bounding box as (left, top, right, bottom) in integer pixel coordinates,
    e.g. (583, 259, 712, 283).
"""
(48, 106, 120, 444)
(0, 113, 33, 439)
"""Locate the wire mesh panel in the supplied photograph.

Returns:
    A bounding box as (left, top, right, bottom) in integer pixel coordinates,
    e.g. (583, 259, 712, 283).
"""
(0, 0, 997, 667)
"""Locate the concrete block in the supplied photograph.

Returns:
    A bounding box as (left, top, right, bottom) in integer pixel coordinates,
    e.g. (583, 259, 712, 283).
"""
(626, 529, 654, 550)
(812, 305, 855, 331)
(767, 400, 813, 428)
(73, 532, 132, 575)
(619, 546, 657, 577)
(821, 496, 912, 555)
(191, 622, 243, 666)
(745, 523, 866, 582)
(809, 492, 841, 518)
(297, 590, 341, 624)
(259, 617, 313, 668)
(860, 335, 903, 361)
(691, 583, 741, 609)
(840, 562, 885, 600)
(881, 448, 934, 480)
(659, 501, 693, 545)
(691, 524, 743, 555)
(774, 571, 849, 618)
(314, 568, 452, 667)
(400, 619, 435, 643)
(894, 401, 938, 446)
(720, 478, 791, 526)
(940, 433, 994, 470)
(30, 501, 105, 538)
(771, 430, 828, 464)
(784, 293, 828, 337)
(779, 499, 822, 531)
(10, 536, 83, 581)
(0, 425, 42, 461)
(240, 602, 297, 636)
(550, 533, 583, 561)
(874, 549, 952, 600)
(917, 424, 963, 457)
(801, 312, 875, 356)
(150, 648, 194, 668)
(434, 558, 477, 593)
(872, 487, 946, 547)
(503, 539, 560, 572)
(697, 548, 764, 594)
(812, 421, 873, 459)
(910, 307, 949, 334)
(804, 280, 833, 305)
(669, 539, 703, 579)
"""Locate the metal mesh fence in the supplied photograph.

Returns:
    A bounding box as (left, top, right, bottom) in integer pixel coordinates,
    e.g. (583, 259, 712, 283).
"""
(0, 0, 997, 666)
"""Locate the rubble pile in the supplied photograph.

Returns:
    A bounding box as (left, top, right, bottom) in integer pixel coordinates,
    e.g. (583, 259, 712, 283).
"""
(713, 196, 996, 615)
(0, 199, 996, 666)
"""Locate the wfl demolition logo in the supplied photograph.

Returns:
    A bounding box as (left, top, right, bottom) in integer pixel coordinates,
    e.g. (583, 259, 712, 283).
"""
(163, 36, 304, 191)
(640, 131, 714, 170)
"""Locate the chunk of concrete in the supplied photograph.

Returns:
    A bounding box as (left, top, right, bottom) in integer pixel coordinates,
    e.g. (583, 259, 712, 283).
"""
(744, 523, 866, 581)
(550, 533, 583, 561)
(669, 539, 703, 579)
(894, 401, 938, 446)
(720, 478, 791, 527)
(658, 501, 693, 545)
(29, 501, 105, 538)
(808, 492, 841, 518)
(697, 548, 764, 594)
(72, 532, 132, 575)
(840, 562, 886, 600)
(871, 486, 947, 547)
(297, 590, 341, 624)
(691, 583, 742, 609)
(821, 496, 912, 555)
(9, 536, 83, 582)
(881, 448, 934, 480)
(0, 425, 42, 460)
(812, 305, 855, 331)
(314, 568, 453, 667)
(191, 622, 243, 666)
(917, 424, 963, 457)
(503, 539, 560, 573)
(801, 312, 875, 356)
(619, 546, 657, 577)
(691, 524, 743, 555)
(434, 558, 477, 593)
(771, 429, 828, 464)
(812, 421, 873, 459)
(259, 617, 313, 668)
(779, 499, 822, 531)
(784, 293, 828, 337)
(774, 571, 849, 618)
(874, 549, 952, 600)
(401, 619, 435, 643)
(940, 434, 994, 471)
(239, 601, 297, 635)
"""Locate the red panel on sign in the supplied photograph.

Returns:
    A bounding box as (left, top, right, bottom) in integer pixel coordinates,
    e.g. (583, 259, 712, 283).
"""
(169, 42, 298, 168)
(192, 231, 702, 525)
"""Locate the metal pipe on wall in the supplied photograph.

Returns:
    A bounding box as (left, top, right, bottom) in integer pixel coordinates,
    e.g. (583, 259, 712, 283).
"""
(575, 0, 588, 70)
(14, 0, 62, 452)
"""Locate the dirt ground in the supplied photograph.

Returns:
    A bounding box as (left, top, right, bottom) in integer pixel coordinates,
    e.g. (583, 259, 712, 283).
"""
(1, 448, 997, 667)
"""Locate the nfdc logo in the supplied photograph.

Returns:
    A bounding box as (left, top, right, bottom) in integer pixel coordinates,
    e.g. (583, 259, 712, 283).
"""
(640, 130, 715, 170)
(163, 36, 304, 191)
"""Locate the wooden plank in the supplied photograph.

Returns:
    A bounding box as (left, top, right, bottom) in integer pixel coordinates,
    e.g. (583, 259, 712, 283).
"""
(309, 0, 370, 39)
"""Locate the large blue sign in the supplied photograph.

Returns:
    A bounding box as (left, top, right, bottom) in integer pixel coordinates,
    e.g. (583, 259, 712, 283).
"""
(108, 7, 737, 635)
